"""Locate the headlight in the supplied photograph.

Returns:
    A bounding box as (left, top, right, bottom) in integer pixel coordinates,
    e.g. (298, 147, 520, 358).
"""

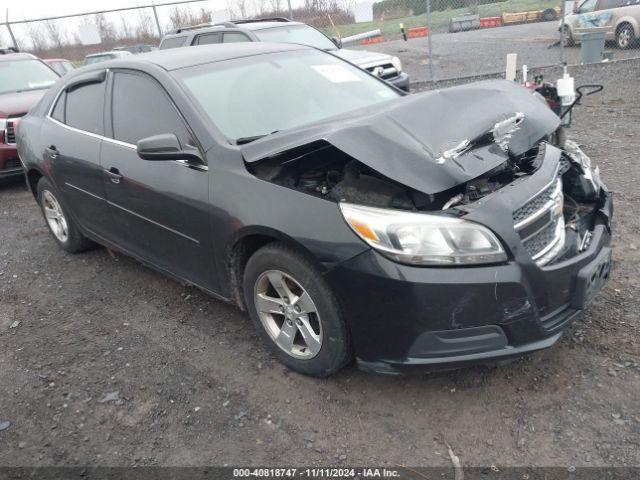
(0, 118, 5, 143)
(391, 56, 402, 72)
(340, 203, 507, 266)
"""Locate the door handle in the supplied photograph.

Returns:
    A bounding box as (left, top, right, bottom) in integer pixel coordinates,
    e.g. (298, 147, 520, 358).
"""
(105, 167, 123, 184)
(45, 145, 59, 159)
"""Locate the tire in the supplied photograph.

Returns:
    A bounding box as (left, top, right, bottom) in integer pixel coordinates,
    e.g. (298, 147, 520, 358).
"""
(37, 177, 94, 253)
(541, 8, 557, 21)
(616, 24, 635, 50)
(242, 243, 352, 377)
(562, 26, 574, 47)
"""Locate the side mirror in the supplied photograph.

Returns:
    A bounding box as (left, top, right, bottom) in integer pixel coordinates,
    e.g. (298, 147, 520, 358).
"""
(136, 133, 203, 163)
(331, 36, 342, 48)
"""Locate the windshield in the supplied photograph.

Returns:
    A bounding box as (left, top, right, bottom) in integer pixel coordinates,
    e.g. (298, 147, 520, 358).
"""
(175, 50, 400, 142)
(85, 54, 115, 65)
(0, 59, 58, 95)
(578, 0, 597, 12)
(254, 24, 337, 50)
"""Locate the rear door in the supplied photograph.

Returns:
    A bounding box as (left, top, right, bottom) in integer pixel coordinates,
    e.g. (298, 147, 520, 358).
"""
(40, 71, 111, 238)
(100, 69, 213, 288)
(578, 0, 617, 27)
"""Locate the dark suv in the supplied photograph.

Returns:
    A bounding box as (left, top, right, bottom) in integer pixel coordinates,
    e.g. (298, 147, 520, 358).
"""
(159, 17, 410, 91)
(1, 50, 59, 181)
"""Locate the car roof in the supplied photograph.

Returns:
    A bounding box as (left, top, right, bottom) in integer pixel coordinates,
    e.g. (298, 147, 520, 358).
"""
(109, 42, 309, 71)
(0, 52, 38, 62)
(239, 20, 305, 30)
(166, 19, 305, 36)
(85, 51, 128, 58)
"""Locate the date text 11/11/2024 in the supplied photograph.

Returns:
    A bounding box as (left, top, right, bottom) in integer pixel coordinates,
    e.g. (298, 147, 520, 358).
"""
(232, 468, 401, 478)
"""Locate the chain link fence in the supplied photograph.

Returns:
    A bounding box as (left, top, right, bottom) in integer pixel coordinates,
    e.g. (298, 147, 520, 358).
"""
(2, 0, 639, 82)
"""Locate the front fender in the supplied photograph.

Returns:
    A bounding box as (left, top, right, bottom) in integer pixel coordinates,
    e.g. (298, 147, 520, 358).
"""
(615, 16, 639, 35)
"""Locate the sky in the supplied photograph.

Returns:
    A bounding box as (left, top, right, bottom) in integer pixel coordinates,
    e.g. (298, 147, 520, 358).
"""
(4, 0, 228, 20)
(0, 0, 303, 48)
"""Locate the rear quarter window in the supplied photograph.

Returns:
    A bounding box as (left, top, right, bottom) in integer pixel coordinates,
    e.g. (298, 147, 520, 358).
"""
(51, 91, 66, 122)
(60, 82, 105, 135)
(194, 33, 221, 45)
(160, 36, 188, 49)
(223, 32, 251, 43)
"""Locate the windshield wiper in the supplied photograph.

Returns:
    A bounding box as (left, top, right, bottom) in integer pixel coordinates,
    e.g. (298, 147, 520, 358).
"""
(235, 130, 280, 145)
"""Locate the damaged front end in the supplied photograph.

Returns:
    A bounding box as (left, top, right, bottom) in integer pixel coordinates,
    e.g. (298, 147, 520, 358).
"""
(243, 80, 610, 270)
(240, 79, 613, 373)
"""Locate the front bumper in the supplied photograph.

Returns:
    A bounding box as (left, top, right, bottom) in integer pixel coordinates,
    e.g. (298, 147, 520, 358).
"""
(326, 190, 613, 375)
(0, 144, 24, 179)
(387, 72, 410, 92)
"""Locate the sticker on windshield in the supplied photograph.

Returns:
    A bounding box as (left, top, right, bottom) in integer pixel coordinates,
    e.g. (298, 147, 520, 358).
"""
(312, 64, 361, 83)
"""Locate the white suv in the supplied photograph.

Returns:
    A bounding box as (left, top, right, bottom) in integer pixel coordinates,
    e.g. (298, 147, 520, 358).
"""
(561, 0, 640, 48)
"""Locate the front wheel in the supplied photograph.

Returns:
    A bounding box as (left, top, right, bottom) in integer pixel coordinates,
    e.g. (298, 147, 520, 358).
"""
(616, 24, 635, 49)
(243, 243, 352, 377)
(37, 177, 94, 253)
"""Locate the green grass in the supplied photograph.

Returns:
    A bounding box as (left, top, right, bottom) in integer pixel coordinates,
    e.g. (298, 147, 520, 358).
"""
(323, 0, 559, 38)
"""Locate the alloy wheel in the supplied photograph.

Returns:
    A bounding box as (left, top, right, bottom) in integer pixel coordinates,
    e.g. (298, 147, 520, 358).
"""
(618, 27, 632, 49)
(254, 270, 323, 359)
(42, 190, 69, 243)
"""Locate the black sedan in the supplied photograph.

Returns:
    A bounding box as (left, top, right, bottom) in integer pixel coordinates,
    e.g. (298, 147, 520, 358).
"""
(17, 43, 612, 376)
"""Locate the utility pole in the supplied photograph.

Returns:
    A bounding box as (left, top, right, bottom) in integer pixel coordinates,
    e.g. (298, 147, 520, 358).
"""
(559, 0, 566, 65)
(287, 0, 294, 20)
(151, 2, 163, 37)
(5, 9, 19, 50)
(426, 0, 433, 81)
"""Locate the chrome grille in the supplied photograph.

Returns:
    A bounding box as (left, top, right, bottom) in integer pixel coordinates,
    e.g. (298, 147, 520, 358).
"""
(5, 120, 16, 144)
(365, 63, 399, 80)
(2, 158, 21, 170)
(513, 181, 557, 224)
(514, 178, 565, 266)
(523, 217, 560, 257)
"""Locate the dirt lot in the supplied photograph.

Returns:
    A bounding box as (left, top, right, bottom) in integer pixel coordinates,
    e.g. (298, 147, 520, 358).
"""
(1, 65, 639, 471)
(357, 22, 640, 82)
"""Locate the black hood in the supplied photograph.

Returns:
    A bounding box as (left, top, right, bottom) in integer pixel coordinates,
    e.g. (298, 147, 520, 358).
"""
(241, 80, 560, 194)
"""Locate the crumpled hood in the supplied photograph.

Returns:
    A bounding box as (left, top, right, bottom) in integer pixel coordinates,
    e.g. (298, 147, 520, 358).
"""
(241, 80, 560, 194)
(333, 48, 393, 67)
(0, 89, 47, 118)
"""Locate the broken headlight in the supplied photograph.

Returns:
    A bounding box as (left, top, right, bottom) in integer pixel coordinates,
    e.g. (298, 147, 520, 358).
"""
(340, 203, 507, 266)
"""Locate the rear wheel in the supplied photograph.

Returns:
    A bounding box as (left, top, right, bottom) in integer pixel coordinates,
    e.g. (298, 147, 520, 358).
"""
(616, 24, 635, 49)
(541, 8, 557, 21)
(37, 177, 94, 253)
(243, 243, 352, 377)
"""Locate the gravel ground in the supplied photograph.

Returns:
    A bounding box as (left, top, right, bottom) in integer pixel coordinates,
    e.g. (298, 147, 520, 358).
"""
(356, 22, 640, 82)
(0, 62, 639, 470)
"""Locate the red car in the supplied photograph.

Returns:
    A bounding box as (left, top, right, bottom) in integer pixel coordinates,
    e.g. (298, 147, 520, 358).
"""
(43, 58, 75, 76)
(1, 50, 59, 180)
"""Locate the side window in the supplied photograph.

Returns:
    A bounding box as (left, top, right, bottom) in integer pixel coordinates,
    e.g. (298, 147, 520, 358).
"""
(110, 72, 194, 148)
(159, 36, 187, 49)
(597, 0, 621, 9)
(195, 33, 221, 45)
(223, 32, 251, 43)
(65, 82, 105, 135)
(51, 91, 66, 122)
(579, 0, 598, 12)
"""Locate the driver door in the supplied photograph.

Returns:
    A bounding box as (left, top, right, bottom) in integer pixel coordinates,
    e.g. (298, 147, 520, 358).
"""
(100, 69, 214, 289)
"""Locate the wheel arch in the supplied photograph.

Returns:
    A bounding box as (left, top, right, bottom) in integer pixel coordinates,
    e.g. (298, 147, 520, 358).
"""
(26, 167, 45, 199)
(615, 18, 638, 36)
(225, 226, 327, 311)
